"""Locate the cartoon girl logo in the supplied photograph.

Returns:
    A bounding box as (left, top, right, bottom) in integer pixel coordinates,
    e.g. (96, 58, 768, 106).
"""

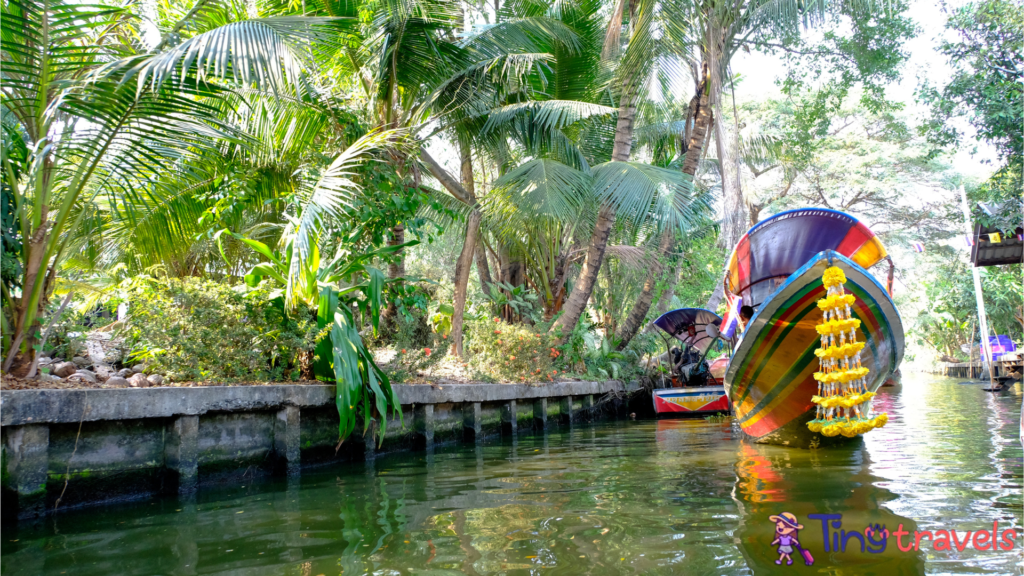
(769, 512, 814, 566)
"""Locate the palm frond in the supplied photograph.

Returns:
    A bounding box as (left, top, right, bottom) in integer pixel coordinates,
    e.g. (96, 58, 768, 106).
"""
(96, 17, 343, 97)
(591, 161, 711, 232)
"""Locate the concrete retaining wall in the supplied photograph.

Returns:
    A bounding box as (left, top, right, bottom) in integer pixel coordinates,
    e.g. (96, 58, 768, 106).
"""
(1, 381, 632, 521)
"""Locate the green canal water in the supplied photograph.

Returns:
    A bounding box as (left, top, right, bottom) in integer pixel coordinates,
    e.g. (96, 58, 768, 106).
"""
(2, 373, 1022, 575)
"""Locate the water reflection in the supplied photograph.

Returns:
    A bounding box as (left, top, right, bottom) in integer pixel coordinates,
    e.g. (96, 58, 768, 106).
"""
(0, 374, 1020, 575)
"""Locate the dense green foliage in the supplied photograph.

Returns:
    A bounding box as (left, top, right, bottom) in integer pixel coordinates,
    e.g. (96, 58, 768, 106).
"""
(121, 278, 315, 382)
(919, 0, 1023, 231)
(1, 0, 1018, 435)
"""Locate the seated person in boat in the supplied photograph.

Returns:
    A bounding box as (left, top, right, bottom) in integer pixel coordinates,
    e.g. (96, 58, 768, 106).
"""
(738, 305, 754, 334)
(672, 325, 713, 386)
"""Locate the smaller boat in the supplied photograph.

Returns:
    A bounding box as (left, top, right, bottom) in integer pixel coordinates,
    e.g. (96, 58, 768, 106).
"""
(651, 308, 730, 415)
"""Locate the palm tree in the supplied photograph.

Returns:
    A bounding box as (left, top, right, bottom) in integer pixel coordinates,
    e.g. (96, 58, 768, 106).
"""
(0, 0, 345, 373)
(1, 0, 414, 443)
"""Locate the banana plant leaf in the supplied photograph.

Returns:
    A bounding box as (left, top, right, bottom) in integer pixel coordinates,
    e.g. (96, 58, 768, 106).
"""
(315, 286, 401, 445)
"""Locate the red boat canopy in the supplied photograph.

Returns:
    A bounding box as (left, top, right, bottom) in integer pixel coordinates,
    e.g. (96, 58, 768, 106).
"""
(725, 209, 887, 306)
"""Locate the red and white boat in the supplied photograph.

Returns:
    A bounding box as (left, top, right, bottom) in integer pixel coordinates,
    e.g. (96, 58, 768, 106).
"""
(651, 309, 731, 415)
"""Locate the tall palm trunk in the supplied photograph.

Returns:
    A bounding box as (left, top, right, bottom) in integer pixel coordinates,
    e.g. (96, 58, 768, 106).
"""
(4, 214, 54, 376)
(715, 100, 745, 252)
(614, 64, 714, 349)
(380, 222, 405, 332)
(614, 229, 673, 346)
(549, 88, 635, 338)
(450, 140, 480, 357)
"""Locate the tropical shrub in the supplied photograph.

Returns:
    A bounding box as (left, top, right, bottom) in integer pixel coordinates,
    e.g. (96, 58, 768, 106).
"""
(479, 281, 541, 323)
(465, 317, 558, 383)
(120, 278, 315, 382)
(388, 342, 449, 383)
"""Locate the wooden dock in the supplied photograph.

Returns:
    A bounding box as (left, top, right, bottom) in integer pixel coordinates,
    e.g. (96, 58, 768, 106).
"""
(932, 351, 1022, 379)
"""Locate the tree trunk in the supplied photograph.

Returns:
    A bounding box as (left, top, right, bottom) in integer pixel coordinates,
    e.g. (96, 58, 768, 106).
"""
(704, 280, 724, 313)
(549, 85, 635, 338)
(450, 140, 480, 357)
(615, 230, 673, 348)
(712, 79, 745, 252)
(612, 64, 714, 350)
(4, 226, 51, 376)
(381, 223, 405, 332)
(655, 259, 682, 316)
(475, 239, 492, 293)
(497, 243, 525, 321)
(550, 204, 617, 337)
(451, 210, 481, 357)
(680, 63, 713, 177)
(601, 262, 616, 339)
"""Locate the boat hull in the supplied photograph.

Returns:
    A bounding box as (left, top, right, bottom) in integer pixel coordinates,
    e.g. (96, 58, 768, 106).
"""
(653, 385, 729, 415)
(724, 251, 903, 447)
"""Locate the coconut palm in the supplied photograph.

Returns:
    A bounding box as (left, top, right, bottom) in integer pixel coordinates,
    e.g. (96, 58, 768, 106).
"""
(1, 0, 416, 443)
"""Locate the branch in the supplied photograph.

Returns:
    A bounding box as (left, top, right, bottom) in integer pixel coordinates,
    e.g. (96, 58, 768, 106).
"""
(740, 40, 859, 68)
(419, 148, 472, 205)
(745, 161, 779, 178)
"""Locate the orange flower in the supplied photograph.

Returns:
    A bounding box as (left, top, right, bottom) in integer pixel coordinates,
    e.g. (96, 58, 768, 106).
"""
(424, 348, 432, 356)
(401, 349, 406, 354)
(493, 317, 500, 322)
(494, 330, 501, 334)
(510, 355, 516, 360)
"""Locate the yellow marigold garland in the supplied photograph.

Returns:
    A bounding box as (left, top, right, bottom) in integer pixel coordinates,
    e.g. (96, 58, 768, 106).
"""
(806, 265, 888, 438)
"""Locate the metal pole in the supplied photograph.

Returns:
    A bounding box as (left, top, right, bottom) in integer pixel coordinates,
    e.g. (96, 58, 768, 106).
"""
(959, 186, 997, 385)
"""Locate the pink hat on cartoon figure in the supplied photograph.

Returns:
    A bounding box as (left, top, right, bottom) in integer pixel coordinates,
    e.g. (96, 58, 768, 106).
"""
(769, 512, 804, 530)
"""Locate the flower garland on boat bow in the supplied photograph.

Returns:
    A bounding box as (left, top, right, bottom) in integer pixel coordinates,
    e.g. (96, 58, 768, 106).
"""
(807, 266, 889, 437)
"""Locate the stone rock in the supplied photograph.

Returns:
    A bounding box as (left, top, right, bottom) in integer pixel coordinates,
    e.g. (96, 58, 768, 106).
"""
(147, 374, 164, 386)
(72, 356, 90, 368)
(131, 364, 146, 374)
(68, 370, 97, 383)
(52, 362, 78, 378)
(128, 373, 150, 388)
(104, 376, 129, 388)
(37, 373, 62, 383)
(117, 368, 133, 378)
(95, 366, 113, 382)
(37, 356, 53, 366)
(103, 348, 123, 364)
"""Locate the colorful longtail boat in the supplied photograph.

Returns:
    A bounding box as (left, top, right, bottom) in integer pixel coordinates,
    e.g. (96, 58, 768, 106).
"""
(721, 209, 904, 447)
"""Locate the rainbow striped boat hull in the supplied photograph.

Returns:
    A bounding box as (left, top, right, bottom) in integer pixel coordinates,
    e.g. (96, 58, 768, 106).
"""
(724, 251, 904, 447)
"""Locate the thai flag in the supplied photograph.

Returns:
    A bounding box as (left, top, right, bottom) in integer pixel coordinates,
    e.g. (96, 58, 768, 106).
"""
(963, 235, 975, 247)
(911, 242, 925, 253)
(720, 293, 742, 339)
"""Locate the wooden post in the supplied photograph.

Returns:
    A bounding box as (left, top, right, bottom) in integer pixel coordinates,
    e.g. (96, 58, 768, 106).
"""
(960, 186, 997, 387)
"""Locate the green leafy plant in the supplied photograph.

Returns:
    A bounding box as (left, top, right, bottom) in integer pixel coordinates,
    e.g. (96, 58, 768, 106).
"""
(481, 281, 540, 322)
(120, 277, 314, 382)
(429, 303, 455, 338)
(234, 228, 412, 444)
(586, 336, 628, 380)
